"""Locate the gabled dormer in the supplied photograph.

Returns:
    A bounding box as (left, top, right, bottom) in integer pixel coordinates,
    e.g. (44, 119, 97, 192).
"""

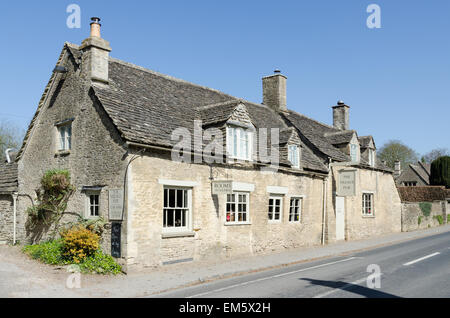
(324, 130, 360, 163)
(359, 136, 377, 167)
(279, 127, 302, 169)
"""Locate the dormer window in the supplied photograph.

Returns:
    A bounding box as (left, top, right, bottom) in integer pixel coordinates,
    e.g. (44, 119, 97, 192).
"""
(288, 145, 300, 168)
(226, 126, 253, 161)
(368, 149, 376, 167)
(350, 143, 358, 162)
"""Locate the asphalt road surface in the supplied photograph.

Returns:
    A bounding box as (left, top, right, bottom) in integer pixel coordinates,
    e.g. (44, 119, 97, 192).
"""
(156, 230, 450, 298)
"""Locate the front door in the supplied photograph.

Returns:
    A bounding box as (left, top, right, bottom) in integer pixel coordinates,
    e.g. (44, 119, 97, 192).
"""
(336, 196, 345, 241)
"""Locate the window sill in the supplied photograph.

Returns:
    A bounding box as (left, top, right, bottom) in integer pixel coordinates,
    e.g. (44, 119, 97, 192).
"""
(362, 215, 375, 218)
(161, 231, 196, 239)
(224, 222, 252, 226)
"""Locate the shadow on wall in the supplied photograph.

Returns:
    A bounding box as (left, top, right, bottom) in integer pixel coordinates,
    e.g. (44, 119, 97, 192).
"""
(300, 278, 401, 298)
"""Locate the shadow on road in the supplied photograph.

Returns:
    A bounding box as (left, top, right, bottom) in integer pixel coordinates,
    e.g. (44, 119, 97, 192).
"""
(301, 278, 401, 298)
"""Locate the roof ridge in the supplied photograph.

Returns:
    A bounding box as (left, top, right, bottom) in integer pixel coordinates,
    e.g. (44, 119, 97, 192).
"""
(109, 57, 241, 99)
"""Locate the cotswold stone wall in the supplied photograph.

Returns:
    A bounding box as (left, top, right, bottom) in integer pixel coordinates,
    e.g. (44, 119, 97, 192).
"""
(0, 195, 13, 244)
(401, 202, 447, 232)
(17, 48, 128, 257)
(125, 149, 326, 269)
(328, 166, 402, 242)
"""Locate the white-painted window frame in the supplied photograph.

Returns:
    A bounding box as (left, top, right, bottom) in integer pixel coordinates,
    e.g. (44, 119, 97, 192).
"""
(85, 190, 101, 219)
(362, 192, 374, 216)
(288, 144, 300, 168)
(268, 195, 283, 223)
(226, 191, 250, 224)
(289, 196, 303, 223)
(163, 186, 193, 234)
(57, 123, 72, 151)
(350, 143, 358, 162)
(226, 126, 253, 161)
(368, 149, 376, 167)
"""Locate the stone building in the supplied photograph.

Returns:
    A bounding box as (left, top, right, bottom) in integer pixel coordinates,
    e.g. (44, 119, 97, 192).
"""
(2, 18, 402, 270)
(395, 161, 431, 187)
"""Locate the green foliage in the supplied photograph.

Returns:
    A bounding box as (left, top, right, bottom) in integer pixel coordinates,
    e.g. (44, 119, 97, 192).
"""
(22, 240, 67, 265)
(433, 215, 444, 225)
(419, 202, 432, 217)
(79, 251, 122, 275)
(377, 140, 419, 170)
(22, 238, 122, 275)
(25, 169, 77, 241)
(430, 156, 450, 188)
(418, 216, 422, 225)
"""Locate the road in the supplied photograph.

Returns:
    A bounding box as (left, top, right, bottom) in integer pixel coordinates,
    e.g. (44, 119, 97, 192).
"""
(156, 230, 450, 298)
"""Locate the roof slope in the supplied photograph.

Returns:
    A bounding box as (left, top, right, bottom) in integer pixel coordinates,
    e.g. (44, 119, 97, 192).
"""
(282, 111, 350, 162)
(0, 163, 18, 193)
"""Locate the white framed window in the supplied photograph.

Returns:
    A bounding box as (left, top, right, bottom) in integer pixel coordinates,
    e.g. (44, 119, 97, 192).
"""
(289, 197, 302, 222)
(227, 126, 253, 161)
(163, 187, 192, 232)
(350, 144, 358, 162)
(288, 145, 300, 168)
(226, 192, 249, 224)
(86, 192, 100, 218)
(268, 195, 283, 222)
(362, 193, 374, 216)
(58, 124, 72, 151)
(368, 149, 376, 167)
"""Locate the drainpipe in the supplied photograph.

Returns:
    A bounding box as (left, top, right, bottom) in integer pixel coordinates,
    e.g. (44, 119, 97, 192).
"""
(12, 193, 18, 245)
(321, 158, 332, 246)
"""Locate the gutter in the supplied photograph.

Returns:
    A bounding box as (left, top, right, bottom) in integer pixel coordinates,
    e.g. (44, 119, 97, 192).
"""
(12, 193, 18, 245)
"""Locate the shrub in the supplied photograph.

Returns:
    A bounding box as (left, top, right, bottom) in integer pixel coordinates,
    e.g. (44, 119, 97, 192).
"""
(79, 251, 122, 275)
(434, 215, 444, 225)
(430, 156, 450, 188)
(418, 216, 422, 225)
(22, 240, 66, 265)
(419, 202, 432, 217)
(448, 214, 450, 223)
(61, 226, 100, 263)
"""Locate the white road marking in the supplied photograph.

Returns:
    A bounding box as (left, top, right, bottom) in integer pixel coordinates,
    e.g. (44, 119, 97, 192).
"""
(403, 252, 441, 266)
(313, 274, 383, 299)
(187, 257, 358, 298)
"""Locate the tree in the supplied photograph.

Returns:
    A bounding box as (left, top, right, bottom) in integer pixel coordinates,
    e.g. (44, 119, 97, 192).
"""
(430, 156, 450, 188)
(377, 140, 419, 170)
(422, 148, 450, 164)
(0, 120, 25, 162)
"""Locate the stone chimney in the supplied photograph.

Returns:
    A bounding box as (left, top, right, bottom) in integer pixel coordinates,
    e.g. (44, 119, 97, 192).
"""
(80, 17, 111, 84)
(262, 70, 287, 112)
(394, 160, 402, 177)
(332, 100, 350, 130)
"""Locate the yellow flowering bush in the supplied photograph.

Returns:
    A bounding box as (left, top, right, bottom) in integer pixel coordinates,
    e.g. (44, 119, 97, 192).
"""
(61, 226, 100, 263)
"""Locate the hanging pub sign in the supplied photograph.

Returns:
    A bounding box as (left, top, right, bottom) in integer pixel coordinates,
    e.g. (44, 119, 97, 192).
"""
(212, 180, 233, 195)
(337, 170, 356, 197)
(111, 222, 121, 258)
(109, 189, 124, 221)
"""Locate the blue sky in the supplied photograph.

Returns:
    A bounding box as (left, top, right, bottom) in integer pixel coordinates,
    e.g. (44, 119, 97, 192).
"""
(1, 1, 449, 155)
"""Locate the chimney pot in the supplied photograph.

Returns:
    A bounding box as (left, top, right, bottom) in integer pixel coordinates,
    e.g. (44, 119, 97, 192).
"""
(90, 17, 102, 38)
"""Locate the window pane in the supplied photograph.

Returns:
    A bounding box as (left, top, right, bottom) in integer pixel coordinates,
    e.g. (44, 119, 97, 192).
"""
(169, 189, 176, 207)
(176, 189, 183, 208)
(167, 209, 174, 227)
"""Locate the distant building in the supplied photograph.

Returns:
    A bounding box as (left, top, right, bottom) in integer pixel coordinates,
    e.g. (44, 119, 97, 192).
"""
(395, 161, 431, 187)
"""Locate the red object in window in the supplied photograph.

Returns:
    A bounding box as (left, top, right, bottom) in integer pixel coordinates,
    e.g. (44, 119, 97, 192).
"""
(227, 214, 231, 222)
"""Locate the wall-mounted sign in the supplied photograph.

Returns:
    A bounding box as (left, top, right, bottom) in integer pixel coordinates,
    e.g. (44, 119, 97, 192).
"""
(337, 170, 356, 197)
(109, 189, 124, 221)
(212, 181, 233, 195)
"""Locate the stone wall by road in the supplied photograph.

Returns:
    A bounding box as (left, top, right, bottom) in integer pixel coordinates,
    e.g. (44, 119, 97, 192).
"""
(0, 195, 13, 244)
(401, 201, 447, 232)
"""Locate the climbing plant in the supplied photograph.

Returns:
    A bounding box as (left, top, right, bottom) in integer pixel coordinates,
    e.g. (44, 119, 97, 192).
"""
(26, 169, 78, 241)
